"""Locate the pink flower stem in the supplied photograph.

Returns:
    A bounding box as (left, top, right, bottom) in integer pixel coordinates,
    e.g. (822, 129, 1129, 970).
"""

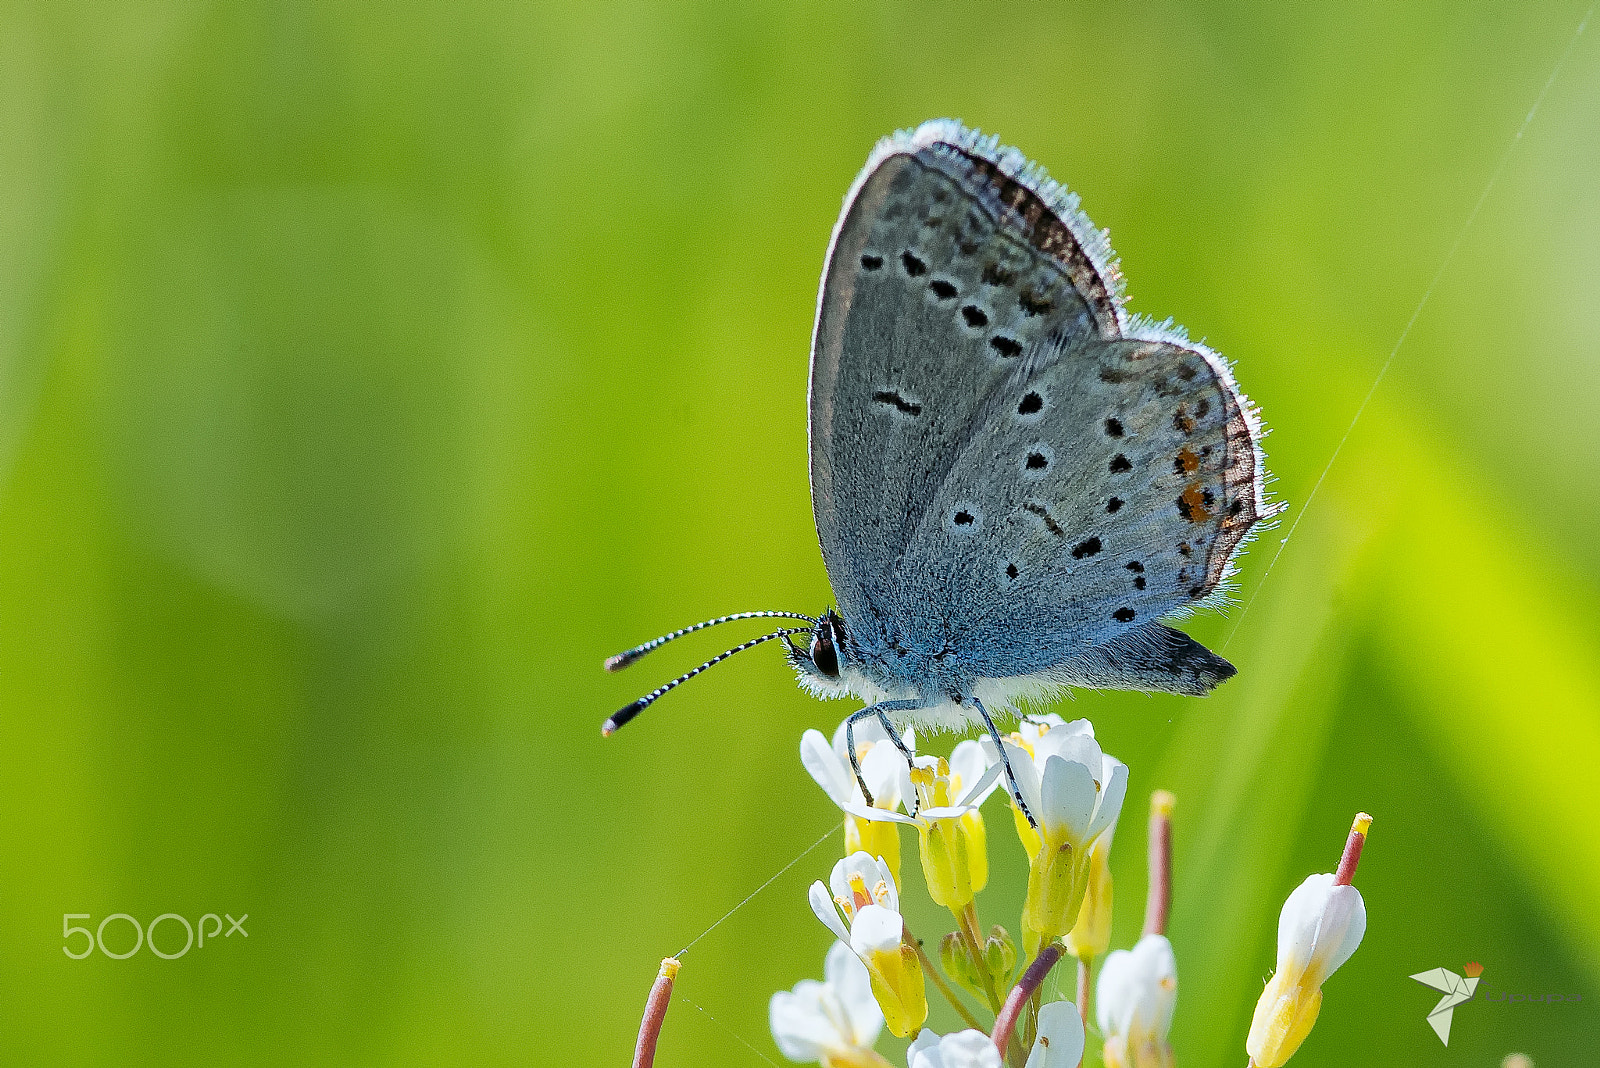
(992, 942, 1063, 1062)
(1143, 791, 1175, 937)
(1334, 812, 1373, 886)
(631, 957, 681, 1068)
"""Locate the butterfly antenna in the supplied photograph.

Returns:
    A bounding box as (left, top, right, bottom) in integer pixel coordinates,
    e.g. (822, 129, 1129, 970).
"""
(602, 628, 810, 736)
(603, 611, 816, 672)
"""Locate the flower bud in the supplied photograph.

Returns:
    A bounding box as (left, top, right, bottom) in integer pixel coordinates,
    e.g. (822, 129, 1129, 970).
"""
(985, 925, 1017, 987)
(940, 931, 987, 1004)
(1246, 815, 1371, 1067)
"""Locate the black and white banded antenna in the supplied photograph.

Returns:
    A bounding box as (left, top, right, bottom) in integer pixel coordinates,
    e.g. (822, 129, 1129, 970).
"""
(601, 611, 816, 736)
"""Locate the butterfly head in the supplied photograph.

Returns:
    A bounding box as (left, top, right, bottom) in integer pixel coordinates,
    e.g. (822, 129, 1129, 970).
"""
(789, 608, 857, 697)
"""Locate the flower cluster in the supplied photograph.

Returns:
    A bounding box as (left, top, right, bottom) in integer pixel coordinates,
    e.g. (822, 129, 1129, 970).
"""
(758, 714, 1373, 1068)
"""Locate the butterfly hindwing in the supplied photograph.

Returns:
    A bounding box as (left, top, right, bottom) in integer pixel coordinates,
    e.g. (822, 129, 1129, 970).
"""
(898, 333, 1268, 680)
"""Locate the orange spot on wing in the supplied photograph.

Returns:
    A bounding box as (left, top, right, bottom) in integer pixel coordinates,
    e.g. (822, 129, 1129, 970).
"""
(1176, 447, 1200, 474)
(1179, 483, 1212, 522)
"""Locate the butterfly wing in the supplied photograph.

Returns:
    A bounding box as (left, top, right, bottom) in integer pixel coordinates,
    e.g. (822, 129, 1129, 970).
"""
(810, 122, 1117, 632)
(810, 121, 1275, 695)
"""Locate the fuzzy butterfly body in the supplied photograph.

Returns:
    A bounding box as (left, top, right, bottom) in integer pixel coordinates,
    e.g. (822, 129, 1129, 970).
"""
(796, 120, 1276, 732)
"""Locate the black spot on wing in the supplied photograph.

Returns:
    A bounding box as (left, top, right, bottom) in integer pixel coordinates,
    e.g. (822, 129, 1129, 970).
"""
(871, 390, 921, 416)
(1023, 501, 1065, 537)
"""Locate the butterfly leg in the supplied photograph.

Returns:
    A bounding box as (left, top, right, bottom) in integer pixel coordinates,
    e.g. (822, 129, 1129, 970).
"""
(843, 699, 924, 810)
(969, 697, 1037, 830)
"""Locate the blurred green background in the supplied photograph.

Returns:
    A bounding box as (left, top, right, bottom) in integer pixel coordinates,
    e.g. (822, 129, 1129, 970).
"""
(1, 1, 1596, 1065)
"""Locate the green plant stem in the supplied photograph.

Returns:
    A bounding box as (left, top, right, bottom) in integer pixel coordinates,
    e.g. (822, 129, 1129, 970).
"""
(904, 921, 987, 1032)
(955, 903, 1003, 1013)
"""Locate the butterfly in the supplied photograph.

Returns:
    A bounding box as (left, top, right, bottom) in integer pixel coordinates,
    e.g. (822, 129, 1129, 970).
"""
(604, 120, 1278, 824)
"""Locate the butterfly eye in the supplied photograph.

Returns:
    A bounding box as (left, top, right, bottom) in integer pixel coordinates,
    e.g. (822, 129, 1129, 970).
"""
(809, 623, 840, 678)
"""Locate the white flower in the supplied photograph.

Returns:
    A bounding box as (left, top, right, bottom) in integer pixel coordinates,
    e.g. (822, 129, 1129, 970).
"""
(1026, 1001, 1087, 1068)
(802, 719, 915, 812)
(995, 719, 1127, 945)
(1273, 873, 1366, 991)
(1001, 719, 1126, 852)
(905, 1004, 1083, 1068)
(771, 941, 887, 1067)
(1246, 872, 1367, 1067)
(846, 750, 1001, 910)
(803, 720, 917, 885)
(809, 852, 926, 1038)
(906, 1028, 1001, 1068)
(1096, 934, 1177, 1068)
(810, 852, 899, 940)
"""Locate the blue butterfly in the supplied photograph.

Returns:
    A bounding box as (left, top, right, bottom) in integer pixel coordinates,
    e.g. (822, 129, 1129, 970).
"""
(605, 120, 1277, 824)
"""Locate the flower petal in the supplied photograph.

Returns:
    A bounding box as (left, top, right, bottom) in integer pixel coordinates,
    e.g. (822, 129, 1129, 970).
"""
(907, 1028, 943, 1068)
(1095, 947, 1137, 1037)
(955, 756, 1003, 809)
(938, 1029, 1004, 1068)
(1039, 754, 1097, 844)
(949, 740, 1000, 806)
(802, 728, 854, 806)
(1026, 1000, 1086, 1068)
(998, 740, 1043, 818)
(916, 805, 977, 822)
(1018, 714, 1067, 747)
(770, 983, 838, 1062)
(849, 904, 903, 956)
(862, 741, 909, 810)
(824, 940, 884, 1048)
(843, 799, 920, 826)
(1038, 730, 1103, 780)
(1087, 757, 1128, 840)
(810, 879, 850, 942)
